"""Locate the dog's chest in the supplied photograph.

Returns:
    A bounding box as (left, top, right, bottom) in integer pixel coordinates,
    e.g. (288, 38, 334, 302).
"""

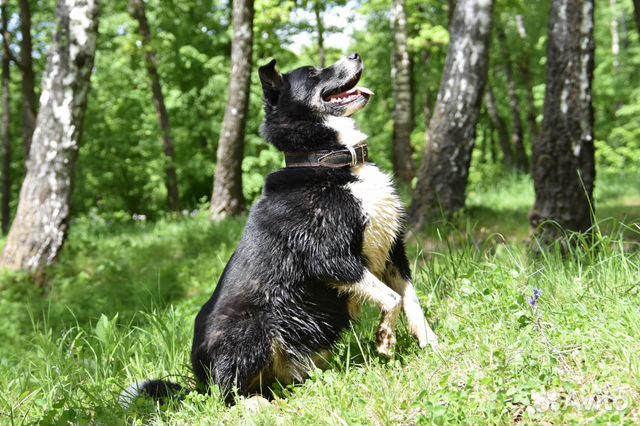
(346, 164, 403, 275)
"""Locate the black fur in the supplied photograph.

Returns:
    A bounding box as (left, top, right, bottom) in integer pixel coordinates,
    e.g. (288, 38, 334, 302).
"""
(259, 54, 368, 152)
(191, 167, 366, 401)
(124, 54, 420, 406)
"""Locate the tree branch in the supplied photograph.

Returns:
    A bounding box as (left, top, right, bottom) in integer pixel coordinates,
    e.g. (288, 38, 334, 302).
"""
(1, 26, 23, 70)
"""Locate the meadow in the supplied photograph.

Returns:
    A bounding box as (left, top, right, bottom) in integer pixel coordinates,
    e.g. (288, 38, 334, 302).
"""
(0, 171, 638, 425)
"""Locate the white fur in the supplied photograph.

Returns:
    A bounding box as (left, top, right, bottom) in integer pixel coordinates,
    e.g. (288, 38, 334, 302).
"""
(327, 116, 438, 351)
(118, 380, 147, 408)
(324, 116, 367, 147)
(384, 269, 439, 349)
(324, 117, 403, 275)
(347, 164, 403, 276)
(335, 270, 402, 355)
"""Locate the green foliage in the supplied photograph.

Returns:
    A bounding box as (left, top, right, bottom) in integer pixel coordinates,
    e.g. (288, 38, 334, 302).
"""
(2, 0, 639, 220)
(0, 173, 638, 424)
(1, 1, 639, 423)
(592, 0, 640, 173)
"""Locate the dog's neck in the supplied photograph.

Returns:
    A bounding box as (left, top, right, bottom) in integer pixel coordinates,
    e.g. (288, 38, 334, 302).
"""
(323, 116, 368, 148)
(261, 115, 368, 152)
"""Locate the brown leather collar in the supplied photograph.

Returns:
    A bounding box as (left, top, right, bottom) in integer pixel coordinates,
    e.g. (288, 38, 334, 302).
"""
(284, 143, 369, 169)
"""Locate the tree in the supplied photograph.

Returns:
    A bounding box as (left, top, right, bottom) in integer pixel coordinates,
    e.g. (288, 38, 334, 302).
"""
(529, 0, 595, 242)
(0, 0, 99, 272)
(633, 0, 640, 37)
(19, 0, 37, 160)
(485, 82, 513, 167)
(610, 0, 620, 73)
(496, 25, 528, 172)
(448, 0, 456, 27)
(297, 0, 347, 67)
(391, 0, 415, 184)
(129, 0, 180, 212)
(1, 0, 10, 234)
(313, 1, 326, 67)
(514, 14, 540, 145)
(210, 0, 254, 221)
(410, 0, 494, 226)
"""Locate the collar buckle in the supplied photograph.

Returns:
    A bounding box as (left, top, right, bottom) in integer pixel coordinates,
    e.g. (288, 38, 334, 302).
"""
(346, 145, 357, 167)
(284, 143, 369, 169)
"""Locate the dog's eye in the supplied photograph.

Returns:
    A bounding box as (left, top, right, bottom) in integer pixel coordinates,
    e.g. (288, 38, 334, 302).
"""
(308, 69, 320, 78)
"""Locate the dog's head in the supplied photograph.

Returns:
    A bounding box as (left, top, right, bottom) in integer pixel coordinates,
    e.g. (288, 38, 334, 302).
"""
(259, 53, 373, 119)
(258, 54, 374, 152)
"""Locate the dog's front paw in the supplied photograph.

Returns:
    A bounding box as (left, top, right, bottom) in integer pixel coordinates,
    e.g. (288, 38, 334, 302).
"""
(415, 323, 439, 351)
(376, 325, 396, 356)
(425, 328, 439, 350)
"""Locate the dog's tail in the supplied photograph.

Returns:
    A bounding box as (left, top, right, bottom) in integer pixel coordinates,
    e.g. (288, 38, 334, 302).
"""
(119, 379, 186, 408)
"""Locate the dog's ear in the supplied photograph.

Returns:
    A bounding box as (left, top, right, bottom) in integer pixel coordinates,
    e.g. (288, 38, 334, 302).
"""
(258, 59, 282, 104)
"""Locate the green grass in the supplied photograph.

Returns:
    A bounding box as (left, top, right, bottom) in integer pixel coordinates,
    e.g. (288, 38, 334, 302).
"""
(0, 173, 639, 425)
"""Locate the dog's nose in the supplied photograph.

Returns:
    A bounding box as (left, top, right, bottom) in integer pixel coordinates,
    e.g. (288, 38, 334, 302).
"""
(348, 52, 361, 61)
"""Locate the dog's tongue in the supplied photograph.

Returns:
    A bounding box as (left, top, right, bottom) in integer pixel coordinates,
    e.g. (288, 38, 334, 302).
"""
(327, 86, 376, 102)
(356, 86, 375, 96)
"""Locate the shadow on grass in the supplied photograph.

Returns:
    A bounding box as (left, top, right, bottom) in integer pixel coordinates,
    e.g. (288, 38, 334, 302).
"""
(0, 215, 245, 345)
(415, 202, 638, 250)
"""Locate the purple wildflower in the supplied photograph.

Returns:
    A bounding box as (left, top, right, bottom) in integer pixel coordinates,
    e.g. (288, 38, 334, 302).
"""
(529, 288, 543, 308)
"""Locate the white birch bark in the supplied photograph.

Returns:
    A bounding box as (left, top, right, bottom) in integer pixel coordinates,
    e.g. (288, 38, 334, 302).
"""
(0, 0, 99, 272)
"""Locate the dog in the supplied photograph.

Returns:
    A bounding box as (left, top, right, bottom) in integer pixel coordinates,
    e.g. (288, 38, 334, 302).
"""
(121, 53, 438, 407)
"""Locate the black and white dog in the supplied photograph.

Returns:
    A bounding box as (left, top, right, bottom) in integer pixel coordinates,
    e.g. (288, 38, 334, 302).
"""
(122, 53, 438, 406)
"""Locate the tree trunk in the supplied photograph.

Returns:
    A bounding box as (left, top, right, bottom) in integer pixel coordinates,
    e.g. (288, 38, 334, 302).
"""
(610, 0, 620, 72)
(410, 0, 494, 226)
(514, 15, 540, 145)
(633, 0, 640, 37)
(529, 0, 595, 243)
(496, 26, 528, 172)
(448, 0, 456, 28)
(0, 0, 99, 272)
(620, 4, 630, 49)
(422, 51, 432, 145)
(480, 115, 488, 163)
(485, 83, 513, 167)
(1, 0, 11, 234)
(210, 0, 254, 221)
(129, 0, 180, 212)
(391, 0, 415, 185)
(313, 1, 325, 68)
(489, 126, 497, 163)
(19, 0, 37, 160)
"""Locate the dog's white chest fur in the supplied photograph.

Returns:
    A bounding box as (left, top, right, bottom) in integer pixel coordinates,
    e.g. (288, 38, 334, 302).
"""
(324, 116, 404, 276)
(347, 164, 403, 276)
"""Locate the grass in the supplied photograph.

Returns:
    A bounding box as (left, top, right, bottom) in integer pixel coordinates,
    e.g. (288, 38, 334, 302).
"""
(0, 172, 639, 425)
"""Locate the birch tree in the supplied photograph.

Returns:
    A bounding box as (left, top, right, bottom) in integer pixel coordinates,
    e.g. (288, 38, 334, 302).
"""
(313, 1, 326, 67)
(1, 0, 11, 233)
(19, 0, 37, 159)
(529, 0, 595, 243)
(410, 0, 494, 226)
(391, 0, 415, 184)
(485, 82, 513, 167)
(497, 26, 528, 172)
(610, 0, 620, 72)
(129, 0, 180, 212)
(514, 15, 540, 144)
(633, 0, 640, 37)
(0, 0, 100, 272)
(210, 0, 254, 221)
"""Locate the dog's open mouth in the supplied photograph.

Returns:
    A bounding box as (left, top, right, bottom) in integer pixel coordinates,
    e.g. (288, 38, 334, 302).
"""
(322, 71, 375, 106)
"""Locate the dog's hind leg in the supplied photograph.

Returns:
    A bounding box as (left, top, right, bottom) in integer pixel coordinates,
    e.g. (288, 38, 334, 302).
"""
(384, 238, 438, 350)
(338, 270, 402, 356)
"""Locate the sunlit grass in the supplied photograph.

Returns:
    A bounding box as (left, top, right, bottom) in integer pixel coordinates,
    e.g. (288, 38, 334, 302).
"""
(0, 173, 639, 425)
